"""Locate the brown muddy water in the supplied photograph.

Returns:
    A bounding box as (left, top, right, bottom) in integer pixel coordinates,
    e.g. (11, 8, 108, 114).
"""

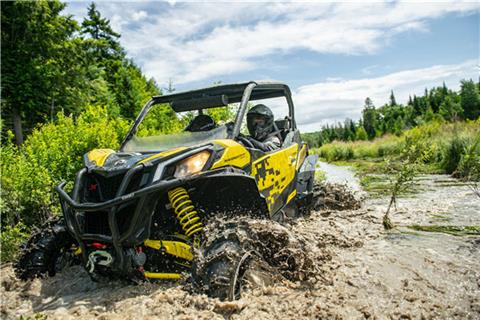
(1, 163, 479, 319)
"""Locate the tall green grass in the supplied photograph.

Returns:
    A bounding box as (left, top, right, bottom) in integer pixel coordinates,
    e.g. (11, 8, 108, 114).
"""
(312, 120, 480, 179)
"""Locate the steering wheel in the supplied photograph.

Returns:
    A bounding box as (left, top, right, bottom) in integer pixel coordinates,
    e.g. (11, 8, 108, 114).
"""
(237, 136, 254, 149)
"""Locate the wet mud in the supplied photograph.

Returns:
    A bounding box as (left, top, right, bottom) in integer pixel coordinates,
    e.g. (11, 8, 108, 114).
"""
(1, 165, 479, 319)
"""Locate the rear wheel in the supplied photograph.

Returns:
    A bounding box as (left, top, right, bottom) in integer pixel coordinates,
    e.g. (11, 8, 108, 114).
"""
(15, 218, 77, 280)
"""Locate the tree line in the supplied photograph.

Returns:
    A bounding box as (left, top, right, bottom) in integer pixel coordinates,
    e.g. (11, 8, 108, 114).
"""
(1, 1, 175, 146)
(302, 79, 480, 148)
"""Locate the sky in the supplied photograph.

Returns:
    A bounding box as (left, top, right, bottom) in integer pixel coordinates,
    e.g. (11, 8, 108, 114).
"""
(64, 0, 479, 132)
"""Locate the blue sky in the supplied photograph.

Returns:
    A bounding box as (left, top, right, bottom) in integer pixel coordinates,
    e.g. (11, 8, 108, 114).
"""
(64, 1, 479, 132)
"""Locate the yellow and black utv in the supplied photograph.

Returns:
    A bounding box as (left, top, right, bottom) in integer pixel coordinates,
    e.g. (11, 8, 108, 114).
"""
(16, 81, 317, 300)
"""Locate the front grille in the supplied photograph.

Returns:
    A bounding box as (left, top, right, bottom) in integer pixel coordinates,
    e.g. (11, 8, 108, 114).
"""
(84, 211, 111, 235)
(83, 174, 123, 202)
(78, 170, 146, 237)
(116, 202, 137, 235)
(83, 172, 143, 203)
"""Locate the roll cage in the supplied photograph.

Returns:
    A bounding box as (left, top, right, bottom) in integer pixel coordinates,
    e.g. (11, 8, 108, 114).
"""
(120, 81, 296, 151)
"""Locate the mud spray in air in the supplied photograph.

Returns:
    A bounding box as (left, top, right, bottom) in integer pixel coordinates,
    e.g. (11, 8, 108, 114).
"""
(1, 162, 479, 319)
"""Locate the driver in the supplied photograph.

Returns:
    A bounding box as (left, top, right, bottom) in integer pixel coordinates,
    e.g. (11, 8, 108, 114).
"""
(244, 104, 281, 152)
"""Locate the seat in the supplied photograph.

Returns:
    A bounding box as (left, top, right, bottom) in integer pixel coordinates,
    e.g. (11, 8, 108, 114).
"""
(274, 118, 290, 142)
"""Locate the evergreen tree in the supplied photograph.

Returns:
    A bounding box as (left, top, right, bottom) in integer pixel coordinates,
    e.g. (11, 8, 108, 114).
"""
(81, 2, 123, 63)
(389, 90, 397, 106)
(362, 97, 377, 140)
(460, 79, 480, 120)
(80, 4, 162, 120)
(439, 96, 463, 121)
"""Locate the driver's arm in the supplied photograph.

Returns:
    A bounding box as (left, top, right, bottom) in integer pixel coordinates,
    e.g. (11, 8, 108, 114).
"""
(247, 136, 281, 152)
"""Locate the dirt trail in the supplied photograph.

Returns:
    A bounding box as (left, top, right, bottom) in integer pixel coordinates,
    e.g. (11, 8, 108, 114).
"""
(1, 164, 479, 319)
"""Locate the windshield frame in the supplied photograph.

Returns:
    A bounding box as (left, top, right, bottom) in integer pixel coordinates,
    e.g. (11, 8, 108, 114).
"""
(119, 81, 295, 152)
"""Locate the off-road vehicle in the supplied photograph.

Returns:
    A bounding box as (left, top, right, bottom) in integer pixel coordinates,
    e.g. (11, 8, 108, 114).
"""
(16, 81, 317, 300)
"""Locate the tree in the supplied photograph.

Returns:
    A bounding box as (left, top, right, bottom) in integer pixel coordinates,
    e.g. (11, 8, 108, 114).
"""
(81, 2, 123, 64)
(439, 96, 463, 121)
(362, 97, 377, 140)
(355, 126, 368, 140)
(81, 4, 162, 120)
(164, 78, 176, 93)
(460, 79, 480, 120)
(389, 90, 397, 106)
(1, 0, 84, 145)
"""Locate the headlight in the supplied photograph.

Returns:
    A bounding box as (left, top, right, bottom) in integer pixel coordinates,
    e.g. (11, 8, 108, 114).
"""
(174, 150, 210, 178)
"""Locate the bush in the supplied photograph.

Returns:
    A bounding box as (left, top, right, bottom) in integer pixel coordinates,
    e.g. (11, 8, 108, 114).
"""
(457, 136, 480, 180)
(0, 222, 30, 262)
(440, 136, 467, 174)
(1, 106, 130, 229)
(313, 120, 480, 178)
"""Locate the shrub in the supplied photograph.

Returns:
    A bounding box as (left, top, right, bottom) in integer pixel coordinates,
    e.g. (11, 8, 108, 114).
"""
(0, 222, 30, 262)
(313, 120, 480, 178)
(440, 136, 467, 174)
(457, 136, 480, 180)
(1, 106, 130, 229)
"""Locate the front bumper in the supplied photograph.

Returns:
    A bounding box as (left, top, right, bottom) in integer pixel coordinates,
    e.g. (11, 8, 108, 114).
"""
(56, 164, 187, 273)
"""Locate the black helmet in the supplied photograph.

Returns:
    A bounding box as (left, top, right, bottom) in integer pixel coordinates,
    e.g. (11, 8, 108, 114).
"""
(247, 104, 274, 141)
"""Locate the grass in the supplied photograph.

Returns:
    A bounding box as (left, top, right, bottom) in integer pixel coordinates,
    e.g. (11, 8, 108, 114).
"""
(407, 225, 480, 236)
(315, 169, 326, 183)
(312, 120, 480, 181)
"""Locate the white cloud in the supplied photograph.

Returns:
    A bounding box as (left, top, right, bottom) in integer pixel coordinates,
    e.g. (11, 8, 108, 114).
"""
(64, 1, 479, 86)
(132, 10, 147, 22)
(295, 59, 479, 132)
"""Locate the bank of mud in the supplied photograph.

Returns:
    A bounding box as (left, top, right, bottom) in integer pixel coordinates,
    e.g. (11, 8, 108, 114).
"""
(1, 165, 479, 319)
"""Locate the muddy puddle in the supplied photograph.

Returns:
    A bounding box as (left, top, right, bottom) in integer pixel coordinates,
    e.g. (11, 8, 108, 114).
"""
(1, 163, 479, 319)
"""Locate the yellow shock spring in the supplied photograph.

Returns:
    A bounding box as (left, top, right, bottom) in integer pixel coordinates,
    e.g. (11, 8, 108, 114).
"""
(167, 187, 203, 237)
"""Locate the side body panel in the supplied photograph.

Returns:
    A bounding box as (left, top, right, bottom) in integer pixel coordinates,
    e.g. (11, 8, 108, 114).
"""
(251, 144, 299, 214)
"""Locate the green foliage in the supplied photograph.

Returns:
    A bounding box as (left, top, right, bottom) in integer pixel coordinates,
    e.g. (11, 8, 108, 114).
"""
(81, 2, 123, 62)
(355, 126, 368, 141)
(314, 121, 480, 180)
(206, 105, 236, 124)
(315, 169, 326, 183)
(407, 225, 480, 236)
(0, 222, 30, 262)
(17, 313, 48, 320)
(440, 135, 467, 174)
(362, 97, 377, 140)
(301, 80, 478, 149)
(136, 104, 185, 137)
(1, 0, 87, 144)
(382, 141, 429, 230)
(1, 106, 130, 229)
(1, 0, 163, 145)
(460, 79, 480, 120)
(439, 96, 463, 121)
(457, 135, 480, 181)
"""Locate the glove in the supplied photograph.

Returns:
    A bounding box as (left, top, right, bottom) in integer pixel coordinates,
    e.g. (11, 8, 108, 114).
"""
(246, 136, 269, 151)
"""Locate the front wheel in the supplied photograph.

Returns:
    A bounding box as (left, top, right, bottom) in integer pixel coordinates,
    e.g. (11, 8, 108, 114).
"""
(192, 224, 274, 300)
(15, 218, 78, 280)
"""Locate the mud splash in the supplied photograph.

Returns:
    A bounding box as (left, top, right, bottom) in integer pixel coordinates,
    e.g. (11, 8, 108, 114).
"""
(312, 182, 362, 211)
(1, 170, 479, 319)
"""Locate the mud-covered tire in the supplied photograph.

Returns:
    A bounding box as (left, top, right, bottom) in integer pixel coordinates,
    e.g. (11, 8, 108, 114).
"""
(193, 223, 268, 301)
(15, 218, 76, 280)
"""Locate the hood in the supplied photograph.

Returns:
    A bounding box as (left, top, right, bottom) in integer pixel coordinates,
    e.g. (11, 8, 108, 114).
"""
(84, 147, 189, 176)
